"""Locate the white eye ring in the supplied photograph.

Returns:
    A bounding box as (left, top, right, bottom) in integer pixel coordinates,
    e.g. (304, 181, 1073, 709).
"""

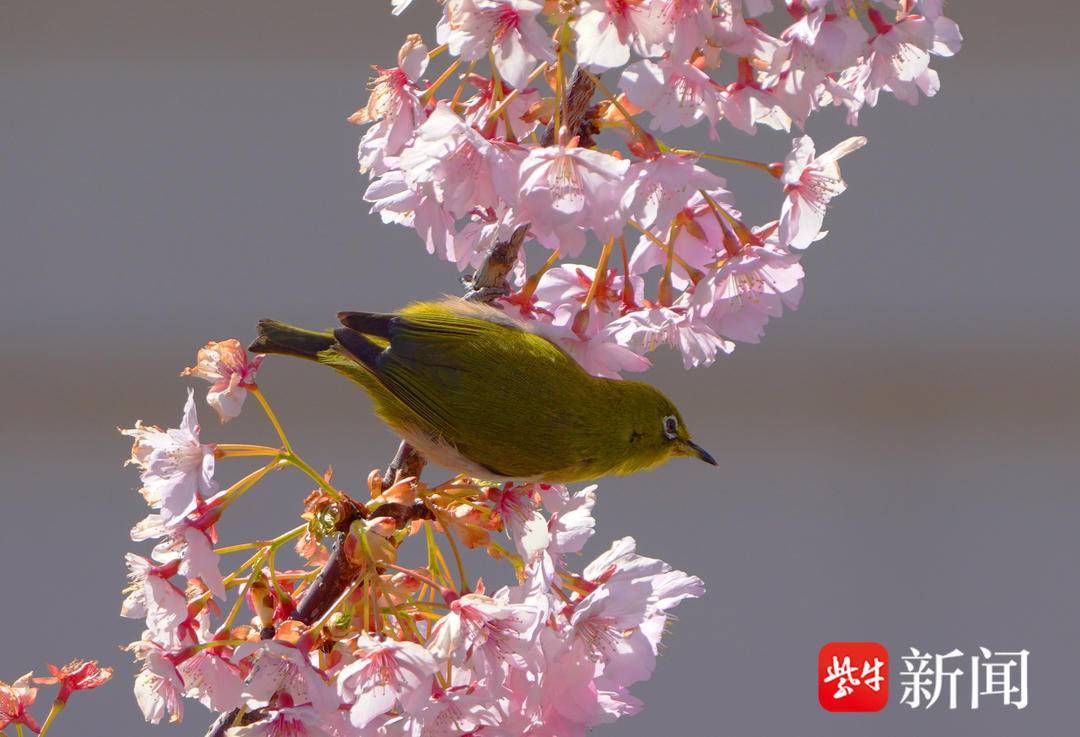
(662, 415, 679, 439)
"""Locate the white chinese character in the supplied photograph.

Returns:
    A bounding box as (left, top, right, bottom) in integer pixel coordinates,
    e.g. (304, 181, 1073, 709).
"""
(972, 647, 1029, 709)
(861, 657, 885, 692)
(899, 648, 964, 709)
(824, 655, 861, 698)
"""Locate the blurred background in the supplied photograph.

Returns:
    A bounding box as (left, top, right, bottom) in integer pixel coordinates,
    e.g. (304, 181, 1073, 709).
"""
(2, 1, 1077, 735)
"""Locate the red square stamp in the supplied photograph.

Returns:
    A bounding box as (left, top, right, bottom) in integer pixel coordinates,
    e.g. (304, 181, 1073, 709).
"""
(819, 642, 889, 712)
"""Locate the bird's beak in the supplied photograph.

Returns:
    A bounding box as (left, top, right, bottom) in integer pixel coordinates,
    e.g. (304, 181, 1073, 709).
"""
(682, 439, 717, 466)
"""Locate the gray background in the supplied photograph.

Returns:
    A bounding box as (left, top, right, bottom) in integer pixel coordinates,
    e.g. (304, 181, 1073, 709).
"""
(2, 1, 1077, 735)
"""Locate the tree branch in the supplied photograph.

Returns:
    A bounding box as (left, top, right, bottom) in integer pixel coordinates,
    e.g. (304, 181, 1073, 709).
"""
(541, 67, 597, 147)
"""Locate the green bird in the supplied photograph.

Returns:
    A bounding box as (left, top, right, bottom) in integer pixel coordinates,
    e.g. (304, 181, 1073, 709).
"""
(249, 300, 716, 483)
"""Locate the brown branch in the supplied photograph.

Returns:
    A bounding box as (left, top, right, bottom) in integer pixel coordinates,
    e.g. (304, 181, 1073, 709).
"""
(541, 66, 597, 147)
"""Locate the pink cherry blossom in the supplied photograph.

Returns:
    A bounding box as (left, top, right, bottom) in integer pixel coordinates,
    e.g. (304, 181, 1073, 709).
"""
(336, 634, 439, 729)
(428, 590, 542, 677)
(604, 306, 734, 369)
(543, 326, 653, 379)
(621, 154, 726, 232)
(779, 135, 866, 249)
(657, 0, 715, 62)
(691, 229, 805, 344)
(227, 705, 346, 737)
(540, 484, 597, 558)
(151, 525, 225, 600)
(33, 660, 113, 705)
(233, 641, 337, 713)
(121, 389, 217, 522)
(629, 187, 738, 291)
(517, 142, 630, 256)
(461, 76, 541, 141)
(620, 58, 722, 136)
(127, 638, 185, 724)
(437, 0, 555, 90)
(0, 673, 40, 734)
(406, 685, 502, 737)
(177, 650, 244, 714)
(486, 483, 549, 562)
(854, 8, 960, 112)
(398, 103, 506, 218)
(719, 60, 791, 135)
(182, 339, 263, 422)
(122, 554, 190, 649)
(353, 35, 430, 175)
(365, 169, 460, 265)
(573, 0, 668, 70)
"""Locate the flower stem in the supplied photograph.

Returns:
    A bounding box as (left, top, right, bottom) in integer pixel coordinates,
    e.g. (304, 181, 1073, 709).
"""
(214, 460, 284, 513)
(385, 564, 446, 592)
(582, 236, 616, 309)
(689, 150, 779, 176)
(215, 443, 281, 458)
(250, 386, 293, 454)
(37, 701, 64, 737)
(421, 58, 462, 103)
(282, 452, 346, 503)
(441, 519, 468, 593)
(485, 62, 549, 122)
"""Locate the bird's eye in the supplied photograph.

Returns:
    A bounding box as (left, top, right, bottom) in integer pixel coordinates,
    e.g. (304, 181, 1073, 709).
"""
(662, 415, 679, 439)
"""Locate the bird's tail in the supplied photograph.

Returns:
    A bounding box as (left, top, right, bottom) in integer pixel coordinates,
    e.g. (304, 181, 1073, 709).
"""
(249, 320, 335, 360)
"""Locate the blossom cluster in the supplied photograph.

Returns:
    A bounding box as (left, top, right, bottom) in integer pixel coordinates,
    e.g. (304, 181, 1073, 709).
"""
(356, 0, 961, 376)
(1, 660, 112, 735)
(119, 341, 703, 736)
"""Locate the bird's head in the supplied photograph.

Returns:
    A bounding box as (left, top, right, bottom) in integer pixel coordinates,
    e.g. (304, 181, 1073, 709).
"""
(614, 382, 717, 474)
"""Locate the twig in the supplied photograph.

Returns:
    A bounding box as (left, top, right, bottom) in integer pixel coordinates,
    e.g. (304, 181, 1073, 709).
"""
(541, 67, 597, 146)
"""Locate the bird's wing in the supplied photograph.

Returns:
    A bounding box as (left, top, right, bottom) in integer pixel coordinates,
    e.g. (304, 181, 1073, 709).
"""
(332, 302, 594, 479)
(332, 302, 522, 438)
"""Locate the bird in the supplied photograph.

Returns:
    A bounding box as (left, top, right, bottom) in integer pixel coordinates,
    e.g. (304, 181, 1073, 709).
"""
(248, 299, 716, 484)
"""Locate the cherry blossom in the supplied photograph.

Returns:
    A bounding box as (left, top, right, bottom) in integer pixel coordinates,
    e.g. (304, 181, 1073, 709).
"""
(336, 635, 439, 728)
(541, 484, 597, 558)
(620, 58, 722, 136)
(33, 660, 113, 705)
(692, 229, 805, 344)
(352, 35, 430, 175)
(517, 142, 630, 256)
(779, 135, 866, 249)
(227, 705, 346, 737)
(121, 389, 217, 522)
(177, 650, 244, 713)
(605, 306, 734, 369)
(121, 554, 190, 649)
(182, 339, 263, 422)
(485, 483, 550, 562)
(0, 673, 41, 733)
(573, 0, 668, 70)
(427, 590, 542, 677)
(437, 0, 555, 89)
(151, 524, 226, 600)
(234, 641, 337, 713)
(127, 638, 185, 725)
(398, 103, 507, 218)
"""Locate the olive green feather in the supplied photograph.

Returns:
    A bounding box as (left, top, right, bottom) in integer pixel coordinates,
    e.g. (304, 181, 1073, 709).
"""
(249, 300, 715, 483)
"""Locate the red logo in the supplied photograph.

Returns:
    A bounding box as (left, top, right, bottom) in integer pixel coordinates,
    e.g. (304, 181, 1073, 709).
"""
(819, 642, 889, 712)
